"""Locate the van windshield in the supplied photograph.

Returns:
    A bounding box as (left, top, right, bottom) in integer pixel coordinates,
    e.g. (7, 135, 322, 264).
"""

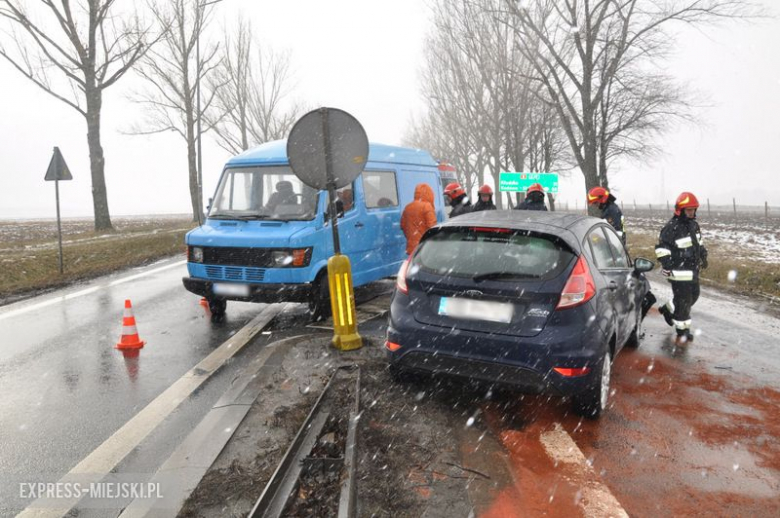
(209, 166, 319, 221)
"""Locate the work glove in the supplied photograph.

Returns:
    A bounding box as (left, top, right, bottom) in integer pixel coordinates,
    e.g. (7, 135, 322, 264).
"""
(701, 257, 708, 270)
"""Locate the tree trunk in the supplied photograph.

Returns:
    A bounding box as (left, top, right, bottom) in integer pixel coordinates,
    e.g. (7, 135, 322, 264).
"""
(186, 113, 200, 222)
(85, 85, 113, 232)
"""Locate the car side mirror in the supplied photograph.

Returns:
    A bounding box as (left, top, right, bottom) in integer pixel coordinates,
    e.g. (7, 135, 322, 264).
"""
(207, 197, 213, 211)
(634, 257, 654, 273)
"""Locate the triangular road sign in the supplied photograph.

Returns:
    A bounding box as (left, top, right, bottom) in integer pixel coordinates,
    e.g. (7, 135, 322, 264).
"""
(44, 147, 73, 181)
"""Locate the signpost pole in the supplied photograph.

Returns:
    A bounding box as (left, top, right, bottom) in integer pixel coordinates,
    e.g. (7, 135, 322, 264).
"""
(44, 147, 72, 275)
(55, 178, 64, 274)
(320, 109, 342, 254)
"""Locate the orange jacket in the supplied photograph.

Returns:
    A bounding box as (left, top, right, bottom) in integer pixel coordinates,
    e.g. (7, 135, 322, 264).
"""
(401, 183, 437, 255)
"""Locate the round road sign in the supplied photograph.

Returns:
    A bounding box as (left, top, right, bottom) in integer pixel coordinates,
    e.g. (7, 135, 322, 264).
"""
(286, 108, 369, 190)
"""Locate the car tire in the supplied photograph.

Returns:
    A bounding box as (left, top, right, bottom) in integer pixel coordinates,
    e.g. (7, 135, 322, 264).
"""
(389, 364, 414, 383)
(208, 298, 227, 323)
(572, 350, 611, 419)
(308, 273, 331, 322)
(625, 317, 643, 348)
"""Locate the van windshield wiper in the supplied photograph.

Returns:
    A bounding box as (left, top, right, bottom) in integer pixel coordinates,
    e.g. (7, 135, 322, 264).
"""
(473, 271, 538, 283)
(208, 212, 271, 220)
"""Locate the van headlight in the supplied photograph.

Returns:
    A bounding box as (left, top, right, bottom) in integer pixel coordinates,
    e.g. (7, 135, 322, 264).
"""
(272, 251, 294, 267)
(272, 248, 311, 267)
(190, 246, 204, 263)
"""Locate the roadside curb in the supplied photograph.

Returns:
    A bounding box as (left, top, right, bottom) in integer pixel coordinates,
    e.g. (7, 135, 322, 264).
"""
(119, 333, 309, 517)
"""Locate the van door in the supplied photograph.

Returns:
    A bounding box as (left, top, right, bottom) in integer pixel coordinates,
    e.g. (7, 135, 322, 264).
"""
(360, 170, 403, 279)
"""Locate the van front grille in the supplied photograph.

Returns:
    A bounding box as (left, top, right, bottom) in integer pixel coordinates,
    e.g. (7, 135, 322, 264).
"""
(201, 247, 272, 267)
(204, 265, 266, 282)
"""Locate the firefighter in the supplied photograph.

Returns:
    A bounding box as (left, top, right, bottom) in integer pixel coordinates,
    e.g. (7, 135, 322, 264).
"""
(516, 183, 548, 211)
(444, 182, 472, 218)
(473, 184, 497, 212)
(587, 187, 625, 243)
(655, 192, 709, 345)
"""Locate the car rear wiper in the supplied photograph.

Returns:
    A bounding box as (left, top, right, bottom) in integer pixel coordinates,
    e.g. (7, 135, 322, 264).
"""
(473, 271, 538, 283)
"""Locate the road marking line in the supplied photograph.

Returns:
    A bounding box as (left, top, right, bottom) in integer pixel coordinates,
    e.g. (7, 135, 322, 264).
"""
(17, 303, 288, 518)
(0, 260, 186, 322)
(540, 423, 628, 518)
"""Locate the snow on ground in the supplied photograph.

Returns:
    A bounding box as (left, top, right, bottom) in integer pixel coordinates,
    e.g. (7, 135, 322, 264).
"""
(627, 210, 780, 264)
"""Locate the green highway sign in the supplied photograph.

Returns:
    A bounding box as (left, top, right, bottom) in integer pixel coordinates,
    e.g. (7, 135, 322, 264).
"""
(499, 172, 558, 194)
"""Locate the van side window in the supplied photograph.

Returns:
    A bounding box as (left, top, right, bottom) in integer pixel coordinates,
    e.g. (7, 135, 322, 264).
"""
(336, 184, 355, 216)
(363, 171, 399, 209)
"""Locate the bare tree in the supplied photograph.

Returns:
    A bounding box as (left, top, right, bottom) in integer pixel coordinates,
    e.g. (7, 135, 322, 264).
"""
(0, 0, 155, 231)
(207, 16, 302, 155)
(407, 0, 568, 209)
(501, 0, 758, 214)
(128, 0, 221, 222)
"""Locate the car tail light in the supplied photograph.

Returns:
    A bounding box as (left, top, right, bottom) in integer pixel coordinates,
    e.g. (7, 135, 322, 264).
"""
(385, 341, 402, 352)
(396, 258, 410, 294)
(553, 367, 592, 377)
(556, 255, 596, 309)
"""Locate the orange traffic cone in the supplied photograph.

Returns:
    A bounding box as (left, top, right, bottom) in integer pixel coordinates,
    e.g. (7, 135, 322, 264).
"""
(116, 299, 146, 351)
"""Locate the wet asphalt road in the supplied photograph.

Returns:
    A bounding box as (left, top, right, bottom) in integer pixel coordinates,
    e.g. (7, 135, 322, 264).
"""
(2, 256, 779, 516)
(0, 258, 287, 514)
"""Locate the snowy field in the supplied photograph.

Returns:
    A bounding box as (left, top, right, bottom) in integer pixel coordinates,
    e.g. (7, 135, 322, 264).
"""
(0, 214, 191, 248)
(624, 208, 780, 264)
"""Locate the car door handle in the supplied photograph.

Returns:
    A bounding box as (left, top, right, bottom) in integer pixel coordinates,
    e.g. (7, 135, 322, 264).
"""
(607, 281, 618, 291)
(354, 222, 365, 228)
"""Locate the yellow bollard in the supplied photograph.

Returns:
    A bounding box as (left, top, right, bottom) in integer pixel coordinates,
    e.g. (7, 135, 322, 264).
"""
(327, 254, 363, 350)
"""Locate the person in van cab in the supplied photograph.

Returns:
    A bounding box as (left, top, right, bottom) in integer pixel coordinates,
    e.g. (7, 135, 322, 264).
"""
(516, 183, 548, 211)
(444, 182, 472, 218)
(473, 184, 497, 212)
(401, 183, 437, 255)
(266, 180, 297, 211)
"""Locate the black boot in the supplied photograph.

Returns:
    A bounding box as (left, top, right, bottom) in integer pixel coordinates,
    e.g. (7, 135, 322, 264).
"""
(659, 305, 674, 327)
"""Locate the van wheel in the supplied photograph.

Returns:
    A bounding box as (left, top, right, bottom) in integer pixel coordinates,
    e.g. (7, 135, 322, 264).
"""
(208, 298, 227, 323)
(308, 274, 331, 322)
(572, 350, 611, 419)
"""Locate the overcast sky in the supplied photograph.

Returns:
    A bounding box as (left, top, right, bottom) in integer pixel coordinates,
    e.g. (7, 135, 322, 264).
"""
(0, 0, 778, 220)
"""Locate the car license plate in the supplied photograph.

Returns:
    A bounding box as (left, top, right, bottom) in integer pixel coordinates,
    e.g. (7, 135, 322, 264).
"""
(438, 297, 513, 324)
(212, 283, 250, 297)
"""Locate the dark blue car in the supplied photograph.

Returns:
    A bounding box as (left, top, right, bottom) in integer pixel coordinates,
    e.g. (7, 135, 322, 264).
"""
(385, 211, 654, 418)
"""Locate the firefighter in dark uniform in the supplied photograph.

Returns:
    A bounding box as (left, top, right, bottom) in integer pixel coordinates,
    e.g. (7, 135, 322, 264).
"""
(655, 192, 708, 345)
(588, 187, 625, 243)
(473, 184, 497, 211)
(515, 183, 548, 211)
(444, 182, 472, 218)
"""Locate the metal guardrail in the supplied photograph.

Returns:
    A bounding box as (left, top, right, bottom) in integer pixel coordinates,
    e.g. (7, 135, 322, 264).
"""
(249, 365, 361, 518)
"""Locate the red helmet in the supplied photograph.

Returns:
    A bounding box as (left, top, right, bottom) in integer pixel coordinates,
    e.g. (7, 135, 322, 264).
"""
(444, 182, 466, 199)
(587, 186, 609, 205)
(527, 183, 544, 194)
(478, 184, 493, 195)
(674, 192, 700, 216)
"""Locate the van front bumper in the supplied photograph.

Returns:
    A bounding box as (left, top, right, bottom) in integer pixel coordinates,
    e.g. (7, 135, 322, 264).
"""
(182, 277, 312, 303)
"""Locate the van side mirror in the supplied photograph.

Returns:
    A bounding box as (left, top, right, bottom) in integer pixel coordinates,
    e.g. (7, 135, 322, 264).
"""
(207, 197, 213, 211)
(634, 257, 654, 273)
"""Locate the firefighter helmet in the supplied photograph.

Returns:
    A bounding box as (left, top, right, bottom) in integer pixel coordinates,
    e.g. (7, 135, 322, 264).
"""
(587, 186, 609, 205)
(478, 184, 493, 195)
(674, 192, 700, 216)
(444, 182, 466, 199)
(527, 183, 544, 194)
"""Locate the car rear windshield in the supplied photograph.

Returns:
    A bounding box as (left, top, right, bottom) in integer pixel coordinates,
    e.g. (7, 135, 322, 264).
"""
(412, 227, 575, 281)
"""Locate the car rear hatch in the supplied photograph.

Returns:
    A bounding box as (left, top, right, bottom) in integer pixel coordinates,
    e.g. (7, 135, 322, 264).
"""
(405, 226, 576, 337)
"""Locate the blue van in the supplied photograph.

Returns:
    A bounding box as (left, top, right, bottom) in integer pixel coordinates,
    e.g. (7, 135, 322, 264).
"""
(183, 139, 456, 321)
